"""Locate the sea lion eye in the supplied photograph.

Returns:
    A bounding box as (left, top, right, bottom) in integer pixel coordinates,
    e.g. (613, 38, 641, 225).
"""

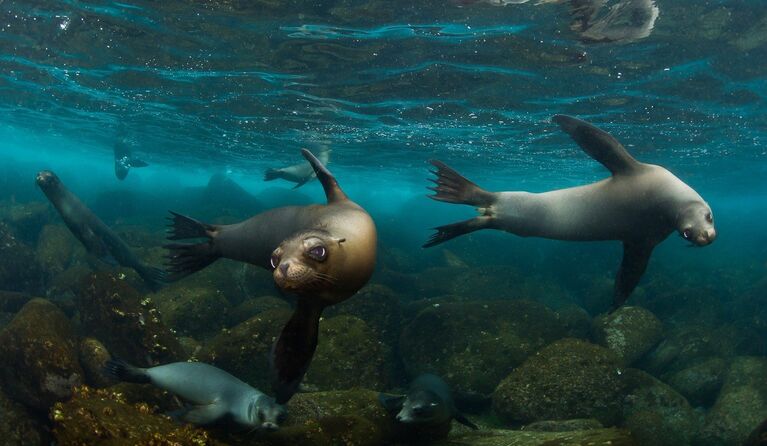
(682, 229, 692, 240)
(705, 212, 712, 223)
(308, 245, 327, 261)
(270, 254, 280, 269)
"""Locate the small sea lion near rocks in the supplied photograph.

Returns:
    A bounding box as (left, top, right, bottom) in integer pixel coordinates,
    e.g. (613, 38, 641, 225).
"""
(165, 149, 376, 403)
(380, 374, 478, 432)
(538, 0, 659, 43)
(264, 147, 331, 189)
(35, 170, 165, 289)
(104, 359, 286, 430)
(114, 136, 148, 180)
(425, 115, 715, 309)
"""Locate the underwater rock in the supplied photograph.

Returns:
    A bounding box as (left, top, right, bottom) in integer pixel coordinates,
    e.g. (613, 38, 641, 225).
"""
(0, 298, 83, 412)
(178, 336, 203, 358)
(0, 200, 52, 244)
(401, 300, 566, 395)
(154, 284, 230, 339)
(0, 222, 46, 294)
(304, 315, 393, 391)
(0, 311, 12, 330)
(172, 260, 269, 307)
(283, 389, 397, 436)
(432, 427, 636, 446)
(663, 356, 727, 408)
(35, 224, 76, 275)
(621, 369, 700, 446)
(592, 306, 663, 365)
(78, 337, 113, 388)
(51, 385, 223, 446)
(523, 418, 604, 432)
(492, 338, 625, 426)
(0, 290, 33, 312)
(78, 272, 184, 366)
(201, 308, 292, 391)
(639, 326, 719, 376)
(556, 304, 593, 339)
(697, 356, 767, 446)
(326, 284, 403, 347)
(228, 295, 290, 327)
(0, 387, 49, 445)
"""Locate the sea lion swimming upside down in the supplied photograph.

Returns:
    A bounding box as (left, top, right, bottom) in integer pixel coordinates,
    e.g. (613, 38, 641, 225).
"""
(425, 115, 715, 309)
(164, 149, 377, 403)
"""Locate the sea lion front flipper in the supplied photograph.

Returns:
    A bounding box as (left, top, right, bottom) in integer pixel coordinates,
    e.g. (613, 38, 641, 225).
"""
(453, 411, 479, 430)
(426, 160, 495, 207)
(291, 174, 314, 190)
(378, 393, 406, 415)
(613, 241, 655, 310)
(271, 299, 323, 404)
(552, 115, 641, 176)
(301, 149, 348, 203)
(178, 402, 228, 425)
(129, 158, 149, 168)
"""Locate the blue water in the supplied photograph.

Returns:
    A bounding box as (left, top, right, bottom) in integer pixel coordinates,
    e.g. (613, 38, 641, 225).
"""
(1, 0, 767, 444)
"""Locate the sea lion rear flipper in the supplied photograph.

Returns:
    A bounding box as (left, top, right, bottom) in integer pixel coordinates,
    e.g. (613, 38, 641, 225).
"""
(291, 175, 314, 189)
(103, 358, 150, 383)
(137, 265, 167, 290)
(453, 411, 479, 430)
(613, 241, 655, 310)
(426, 160, 495, 206)
(552, 115, 641, 176)
(423, 217, 493, 248)
(301, 149, 348, 203)
(378, 393, 406, 414)
(264, 168, 282, 182)
(130, 158, 149, 168)
(164, 211, 220, 282)
(271, 300, 323, 404)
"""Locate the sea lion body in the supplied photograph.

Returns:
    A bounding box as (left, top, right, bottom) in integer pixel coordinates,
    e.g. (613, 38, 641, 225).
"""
(264, 149, 331, 189)
(113, 138, 148, 180)
(425, 115, 715, 309)
(105, 360, 285, 429)
(35, 171, 164, 289)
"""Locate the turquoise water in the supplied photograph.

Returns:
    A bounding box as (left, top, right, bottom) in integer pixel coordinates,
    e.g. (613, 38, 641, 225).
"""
(1, 1, 767, 445)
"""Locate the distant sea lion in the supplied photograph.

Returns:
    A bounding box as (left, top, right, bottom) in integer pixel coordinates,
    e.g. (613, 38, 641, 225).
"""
(105, 359, 286, 430)
(380, 374, 478, 433)
(425, 115, 715, 309)
(539, 0, 659, 43)
(114, 137, 148, 180)
(35, 170, 165, 289)
(165, 149, 376, 403)
(264, 148, 331, 189)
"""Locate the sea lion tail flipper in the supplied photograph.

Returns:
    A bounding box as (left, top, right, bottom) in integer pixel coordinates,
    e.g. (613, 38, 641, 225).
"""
(613, 241, 655, 310)
(164, 242, 219, 282)
(301, 149, 348, 203)
(427, 160, 495, 206)
(423, 217, 492, 248)
(454, 412, 479, 430)
(264, 168, 282, 181)
(166, 211, 215, 241)
(103, 358, 150, 384)
(552, 115, 641, 176)
(271, 301, 323, 404)
(137, 265, 167, 290)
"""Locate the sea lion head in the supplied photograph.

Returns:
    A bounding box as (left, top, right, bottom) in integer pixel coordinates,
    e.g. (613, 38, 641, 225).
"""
(395, 390, 448, 425)
(35, 170, 59, 189)
(270, 229, 345, 299)
(247, 395, 286, 431)
(677, 201, 716, 246)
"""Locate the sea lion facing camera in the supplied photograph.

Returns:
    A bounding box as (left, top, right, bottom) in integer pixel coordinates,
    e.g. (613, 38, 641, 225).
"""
(165, 149, 376, 403)
(425, 115, 715, 310)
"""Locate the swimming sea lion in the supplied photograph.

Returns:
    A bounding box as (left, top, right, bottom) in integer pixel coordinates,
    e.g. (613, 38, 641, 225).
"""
(165, 149, 376, 403)
(114, 137, 148, 180)
(379, 374, 478, 432)
(538, 0, 659, 43)
(35, 170, 165, 289)
(425, 115, 715, 309)
(264, 147, 331, 189)
(104, 359, 286, 430)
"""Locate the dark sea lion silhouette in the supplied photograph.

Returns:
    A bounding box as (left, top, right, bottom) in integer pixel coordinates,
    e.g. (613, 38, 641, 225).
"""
(425, 115, 715, 309)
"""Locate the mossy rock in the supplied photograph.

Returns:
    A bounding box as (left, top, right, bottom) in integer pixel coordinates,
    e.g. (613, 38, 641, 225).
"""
(0, 222, 46, 294)
(592, 306, 663, 366)
(639, 326, 719, 376)
(35, 224, 76, 274)
(77, 272, 184, 366)
(326, 284, 403, 348)
(154, 284, 231, 339)
(0, 290, 32, 312)
(663, 356, 727, 407)
(78, 337, 113, 388)
(401, 300, 567, 395)
(304, 315, 393, 391)
(201, 308, 292, 391)
(433, 427, 636, 445)
(523, 418, 603, 432)
(0, 385, 50, 445)
(556, 304, 593, 339)
(51, 386, 224, 446)
(0, 201, 52, 244)
(228, 295, 290, 327)
(492, 339, 625, 426)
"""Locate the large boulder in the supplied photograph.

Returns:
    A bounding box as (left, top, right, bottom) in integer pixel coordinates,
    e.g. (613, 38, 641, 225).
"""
(78, 337, 113, 388)
(697, 356, 767, 446)
(401, 300, 567, 395)
(433, 428, 636, 446)
(592, 306, 663, 366)
(154, 284, 231, 339)
(304, 315, 393, 391)
(326, 284, 403, 348)
(0, 298, 83, 412)
(0, 386, 49, 445)
(0, 201, 52, 244)
(78, 272, 184, 366)
(492, 339, 625, 426)
(663, 356, 727, 408)
(0, 222, 46, 294)
(35, 224, 77, 275)
(228, 295, 289, 327)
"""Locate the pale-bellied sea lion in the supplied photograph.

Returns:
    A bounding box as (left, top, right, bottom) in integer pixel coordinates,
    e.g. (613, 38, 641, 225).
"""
(114, 137, 148, 180)
(425, 115, 715, 309)
(538, 0, 659, 43)
(264, 147, 331, 189)
(35, 170, 165, 289)
(165, 149, 376, 403)
(104, 359, 286, 430)
(380, 374, 478, 432)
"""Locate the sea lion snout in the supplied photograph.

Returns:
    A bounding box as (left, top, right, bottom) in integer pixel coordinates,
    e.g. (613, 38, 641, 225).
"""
(35, 170, 56, 186)
(696, 228, 716, 246)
